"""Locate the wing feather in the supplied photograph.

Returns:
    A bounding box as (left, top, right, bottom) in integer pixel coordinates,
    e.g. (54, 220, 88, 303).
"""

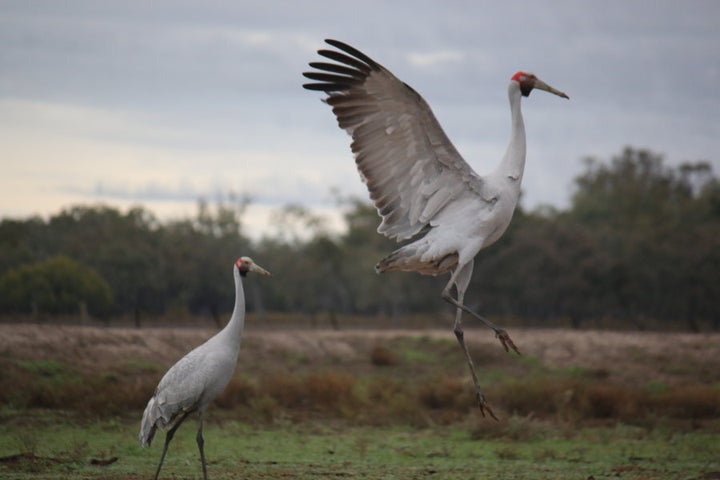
(304, 39, 485, 241)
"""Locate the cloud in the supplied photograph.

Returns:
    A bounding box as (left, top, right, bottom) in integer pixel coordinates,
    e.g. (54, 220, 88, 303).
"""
(407, 50, 464, 68)
(67, 173, 348, 209)
(0, 98, 180, 148)
(1, 1, 719, 240)
(0, 96, 364, 217)
(83, 181, 207, 203)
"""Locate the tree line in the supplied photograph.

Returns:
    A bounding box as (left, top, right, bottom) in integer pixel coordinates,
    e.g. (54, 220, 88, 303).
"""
(1, 147, 718, 330)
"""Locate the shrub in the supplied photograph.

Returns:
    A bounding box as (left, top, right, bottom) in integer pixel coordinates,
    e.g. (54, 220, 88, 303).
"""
(579, 384, 638, 419)
(651, 385, 720, 419)
(305, 371, 357, 409)
(261, 373, 306, 409)
(370, 344, 398, 367)
(494, 378, 574, 418)
(216, 377, 257, 409)
(0, 256, 113, 316)
(417, 377, 468, 410)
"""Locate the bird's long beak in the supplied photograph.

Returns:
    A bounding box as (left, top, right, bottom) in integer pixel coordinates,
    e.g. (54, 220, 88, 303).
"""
(249, 262, 272, 276)
(535, 79, 569, 99)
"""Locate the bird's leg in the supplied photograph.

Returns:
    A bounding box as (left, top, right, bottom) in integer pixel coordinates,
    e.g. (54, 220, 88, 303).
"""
(445, 294, 520, 355)
(445, 262, 498, 420)
(153, 421, 182, 480)
(196, 413, 208, 480)
(441, 264, 520, 356)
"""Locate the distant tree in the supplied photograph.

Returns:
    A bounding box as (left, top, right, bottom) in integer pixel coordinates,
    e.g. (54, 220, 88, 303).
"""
(569, 147, 720, 328)
(473, 210, 609, 327)
(1, 149, 716, 330)
(47, 205, 167, 324)
(180, 196, 255, 326)
(0, 217, 45, 272)
(268, 203, 331, 244)
(0, 255, 113, 317)
(256, 203, 345, 319)
(571, 147, 693, 229)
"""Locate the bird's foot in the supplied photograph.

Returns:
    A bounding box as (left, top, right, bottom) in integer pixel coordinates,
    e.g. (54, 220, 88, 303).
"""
(495, 329, 521, 355)
(476, 391, 499, 422)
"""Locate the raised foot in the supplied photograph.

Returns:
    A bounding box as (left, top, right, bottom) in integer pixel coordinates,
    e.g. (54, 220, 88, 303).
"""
(476, 391, 499, 422)
(495, 329, 520, 355)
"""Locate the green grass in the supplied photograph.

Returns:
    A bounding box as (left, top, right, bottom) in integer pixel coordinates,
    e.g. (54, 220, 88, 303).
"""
(14, 359, 68, 377)
(3, 326, 720, 478)
(14, 359, 80, 387)
(1, 412, 718, 479)
(122, 359, 163, 373)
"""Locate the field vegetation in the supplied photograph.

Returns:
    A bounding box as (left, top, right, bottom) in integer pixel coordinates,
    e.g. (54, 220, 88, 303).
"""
(1, 322, 719, 479)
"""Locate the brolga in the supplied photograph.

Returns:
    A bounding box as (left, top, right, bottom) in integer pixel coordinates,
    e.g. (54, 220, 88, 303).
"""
(303, 39, 568, 419)
(139, 256, 271, 480)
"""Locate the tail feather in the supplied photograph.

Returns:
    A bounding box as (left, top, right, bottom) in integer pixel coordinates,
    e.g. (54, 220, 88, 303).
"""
(139, 396, 159, 447)
(376, 245, 457, 276)
(139, 392, 195, 447)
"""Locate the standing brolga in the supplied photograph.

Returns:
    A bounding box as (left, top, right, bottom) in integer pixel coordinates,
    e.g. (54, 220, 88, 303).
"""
(139, 256, 270, 480)
(303, 39, 569, 419)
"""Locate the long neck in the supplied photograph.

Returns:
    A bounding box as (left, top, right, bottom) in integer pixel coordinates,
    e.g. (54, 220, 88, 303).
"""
(496, 82, 527, 183)
(222, 267, 246, 344)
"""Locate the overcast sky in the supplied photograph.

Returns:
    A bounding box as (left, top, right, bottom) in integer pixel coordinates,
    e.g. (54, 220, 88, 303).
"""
(1, 0, 719, 237)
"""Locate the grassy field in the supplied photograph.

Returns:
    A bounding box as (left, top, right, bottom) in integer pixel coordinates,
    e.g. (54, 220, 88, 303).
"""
(1, 321, 719, 479)
(1, 415, 719, 480)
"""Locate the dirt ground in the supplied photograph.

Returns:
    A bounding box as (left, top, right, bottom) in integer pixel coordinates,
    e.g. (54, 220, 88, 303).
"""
(2, 322, 719, 387)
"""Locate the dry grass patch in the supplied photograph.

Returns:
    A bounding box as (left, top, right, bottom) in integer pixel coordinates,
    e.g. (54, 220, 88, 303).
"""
(369, 344, 398, 366)
(646, 385, 720, 419)
(2, 324, 719, 428)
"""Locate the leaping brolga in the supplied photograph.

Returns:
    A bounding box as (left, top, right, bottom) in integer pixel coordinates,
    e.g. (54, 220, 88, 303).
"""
(139, 257, 270, 480)
(303, 39, 568, 419)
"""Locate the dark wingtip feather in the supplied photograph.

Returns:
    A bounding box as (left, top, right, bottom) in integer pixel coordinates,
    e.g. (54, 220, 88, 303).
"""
(318, 49, 372, 74)
(303, 83, 345, 92)
(324, 39, 381, 70)
(302, 71, 360, 86)
(303, 40, 385, 94)
(309, 62, 362, 78)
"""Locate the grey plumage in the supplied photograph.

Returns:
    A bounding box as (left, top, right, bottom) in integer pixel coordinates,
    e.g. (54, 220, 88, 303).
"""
(139, 256, 270, 480)
(139, 333, 237, 446)
(304, 39, 568, 418)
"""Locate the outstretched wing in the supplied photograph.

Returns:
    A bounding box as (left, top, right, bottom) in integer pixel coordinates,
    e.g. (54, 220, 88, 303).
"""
(303, 39, 485, 241)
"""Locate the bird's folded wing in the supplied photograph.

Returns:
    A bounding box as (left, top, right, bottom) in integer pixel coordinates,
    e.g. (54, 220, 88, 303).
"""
(304, 40, 484, 241)
(152, 354, 207, 422)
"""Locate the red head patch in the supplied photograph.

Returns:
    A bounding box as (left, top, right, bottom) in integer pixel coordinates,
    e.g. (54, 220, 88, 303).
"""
(512, 71, 536, 82)
(511, 71, 538, 97)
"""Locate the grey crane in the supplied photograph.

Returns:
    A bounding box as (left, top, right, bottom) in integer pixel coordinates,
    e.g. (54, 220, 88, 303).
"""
(139, 256, 270, 480)
(303, 39, 568, 418)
